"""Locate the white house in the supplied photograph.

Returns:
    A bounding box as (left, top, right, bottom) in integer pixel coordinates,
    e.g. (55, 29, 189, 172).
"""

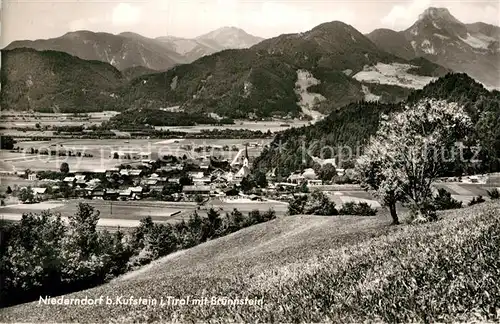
(139, 152, 151, 160)
(302, 168, 317, 180)
(235, 165, 250, 179)
(307, 179, 322, 186)
(188, 171, 204, 179)
(32, 187, 47, 195)
(193, 177, 211, 185)
(288, 173, 304, 183)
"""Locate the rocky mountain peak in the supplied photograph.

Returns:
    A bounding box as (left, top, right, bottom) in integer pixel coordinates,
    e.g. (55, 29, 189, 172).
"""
(196, 26, 264, 49)
(418, 7, 460, 24)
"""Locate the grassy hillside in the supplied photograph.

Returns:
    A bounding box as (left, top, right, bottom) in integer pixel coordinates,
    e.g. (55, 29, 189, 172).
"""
(2, 202, 500, 322)
(1, 48, 125, 113)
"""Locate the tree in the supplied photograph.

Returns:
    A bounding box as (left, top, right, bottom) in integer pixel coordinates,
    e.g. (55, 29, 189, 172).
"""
(19, 187, 35, 204)
(433, 188, 463, 210)
(240, 175, 255, 192)
(194, 194, 204, 205)
(61, 203, 103, 283)
(0, 135, 16, 150)
(288, 195, 308, 215)
(205, 208, 222, 239)
(356, 99, 473, 224)
(60, 162, 70, 174)
(254, 170, 268, 188)
(179, 175, 193, 186)
(6, 186, 12, 194)
(1, 211, 65, 305)
(288, 192, 337, 216)
(59, 181, 74, 199)
(298, 181, 309, 193)
(227, 208, 245, 232)
(356, 158, 404, 224)
(131, 216, 155, 251)
(318, 163, 337, 183)
(66, 203, 100, 256)
(303, 191, 338, 215)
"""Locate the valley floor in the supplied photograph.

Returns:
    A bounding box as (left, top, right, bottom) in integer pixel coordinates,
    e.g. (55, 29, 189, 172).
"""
(2, 202, 499, 322)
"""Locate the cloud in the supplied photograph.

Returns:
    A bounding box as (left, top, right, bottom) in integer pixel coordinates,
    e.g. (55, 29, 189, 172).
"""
(381, 0, 431, 30)
(446, 3, 500, 26)
(112, 3, 141, 27)
(68, 16, 105, 32)
(243, 1, 356, 36)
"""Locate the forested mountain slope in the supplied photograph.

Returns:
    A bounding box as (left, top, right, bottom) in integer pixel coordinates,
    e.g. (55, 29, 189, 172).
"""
(254, 73, 500, 175)
(120, 21, 447, 118)
(0, 48, 125, 113)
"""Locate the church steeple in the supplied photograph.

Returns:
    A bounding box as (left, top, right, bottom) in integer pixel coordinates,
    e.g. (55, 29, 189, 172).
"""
(243, 144, 249, 168)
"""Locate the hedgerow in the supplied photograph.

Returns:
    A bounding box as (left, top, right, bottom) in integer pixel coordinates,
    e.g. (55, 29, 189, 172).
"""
(288, 192, 377, 216)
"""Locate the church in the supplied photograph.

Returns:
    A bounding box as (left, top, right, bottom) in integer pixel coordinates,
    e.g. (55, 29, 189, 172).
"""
(234, 145, 250, 179)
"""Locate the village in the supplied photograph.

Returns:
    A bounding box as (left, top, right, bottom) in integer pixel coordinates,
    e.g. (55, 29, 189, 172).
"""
(1, 143, 352, 206)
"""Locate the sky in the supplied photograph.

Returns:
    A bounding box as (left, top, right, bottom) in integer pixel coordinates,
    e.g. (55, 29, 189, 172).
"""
(1, 0, 499, 47)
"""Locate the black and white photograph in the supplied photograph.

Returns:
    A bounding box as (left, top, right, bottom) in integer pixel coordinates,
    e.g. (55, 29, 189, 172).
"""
(0, 0, 499, 322)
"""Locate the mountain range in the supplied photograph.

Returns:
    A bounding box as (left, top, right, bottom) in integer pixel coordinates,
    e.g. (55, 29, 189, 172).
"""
(1, 7, 498, 117)
(367, 7, 500, 89)
(5, 27, 265, 72)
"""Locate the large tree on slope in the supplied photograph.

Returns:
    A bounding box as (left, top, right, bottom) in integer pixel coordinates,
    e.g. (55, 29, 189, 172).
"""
(356, 99, 473, 224)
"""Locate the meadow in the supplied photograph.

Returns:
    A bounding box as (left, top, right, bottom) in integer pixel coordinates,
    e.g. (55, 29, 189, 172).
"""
(0, 199, 196, 223)
(155, 120, 311, 133)
(0, 138, 271, 172)
(0, 111, 117, 130)
(2, 202, 499, 322)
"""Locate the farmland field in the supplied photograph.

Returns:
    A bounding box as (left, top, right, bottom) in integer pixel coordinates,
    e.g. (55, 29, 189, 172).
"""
(0, 199, 199, 227)
(205, 197, 289, 215)
(0, 198, 290, 227)
(1, 110, 308, 137)
(0, 111, 118, 130)
(155, 120, 310, 133)
(0, 138, 272, 172)
(3, 201, 499, 322)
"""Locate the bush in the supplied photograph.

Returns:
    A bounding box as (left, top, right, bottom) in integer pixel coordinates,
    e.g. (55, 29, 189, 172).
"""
(487, 188, 500, 200)
(288, 195, 308, 215)
(468, 195, 486, 206)
(288, 192, 338, 216)
(433, 188, 463, 210)
(339, 202, 378, 216)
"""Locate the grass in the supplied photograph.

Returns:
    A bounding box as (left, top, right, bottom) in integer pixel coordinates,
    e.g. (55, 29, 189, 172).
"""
(2, 203, 499, 322)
